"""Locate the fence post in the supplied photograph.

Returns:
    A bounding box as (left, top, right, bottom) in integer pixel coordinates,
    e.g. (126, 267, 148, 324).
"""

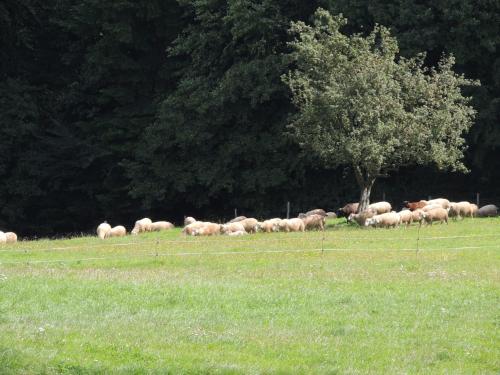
(286, 201, 290, 219)
(234, 208, 237, 219)
(476, 192, 480, 207)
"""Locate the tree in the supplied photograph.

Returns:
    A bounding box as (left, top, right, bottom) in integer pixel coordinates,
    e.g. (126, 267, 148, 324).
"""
(283, 8, 478, 211)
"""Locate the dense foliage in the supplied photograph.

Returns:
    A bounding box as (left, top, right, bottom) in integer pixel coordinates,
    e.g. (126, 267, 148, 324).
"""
(0, 0, 498, 235)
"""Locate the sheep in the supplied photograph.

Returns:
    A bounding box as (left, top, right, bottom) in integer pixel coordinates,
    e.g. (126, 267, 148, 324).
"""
(0, 231, 6, 244)
(239, 218, 258, 233)
(228, 230, 247, 236)
(256, 218, 281, 233)
(5, 232, 17, 243)
(301, 214, 325, 231)
(423, 208, 448, 225)
(448, 201, 474, 219)
(220, 222, 246, 234)
(411, 209, 426, 226)
(184, 216, 197, 226)
(193, 223, 221, 236)
(471, 204, 479, 217)
(326, 212, 337, 219)
(365, 212, 401, 228)
(398, 210, 413, 227)
(367, 201, 392, 214)
(347, 209, 376, 226)
(477, 204, 498, 217)
(426, 198, 450, 209)
(131, 218, 153, 235)
(422, 204, 442, 212)
(227, 216, 247, 223)
(182, 221, 205, 236)
(305, 209, 327, 217)
(336, 203, 359, 218)
(104, 225, 126, 238)
(403, 200, 427, 211)
(273, 218, 305, 232)
(97, 222, 112, 240)
(151, 221, 174, 231)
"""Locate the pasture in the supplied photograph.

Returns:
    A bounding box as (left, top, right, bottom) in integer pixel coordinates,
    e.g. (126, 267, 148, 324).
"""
(0, 218, 499, 374)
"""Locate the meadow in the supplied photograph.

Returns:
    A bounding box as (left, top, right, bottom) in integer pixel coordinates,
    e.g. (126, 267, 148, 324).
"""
(0, 218, 499, 374)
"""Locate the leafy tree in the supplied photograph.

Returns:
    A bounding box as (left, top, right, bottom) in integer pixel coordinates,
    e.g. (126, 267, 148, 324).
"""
(284, 9, 478, 211)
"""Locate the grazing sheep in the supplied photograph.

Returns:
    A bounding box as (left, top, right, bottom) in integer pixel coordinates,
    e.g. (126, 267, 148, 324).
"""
(336, 203, 359, 218)
(151, 221, 174, 231)
(403, 200, 427, 211)
(228, 230, 247, 236)
(348, 209, 376, 226)
(398, 210, 413, 227)
(367, 201, 392, 214)
(228, 216, 247, 223)
(97, 222, 112, 240)
(305, 209, 327, 217)
(448, 201, 474, 219)
(220, 222, 246, 234)
(257, 218, 282, 233)
(274, 218, 305, 232)
(301, 214, 325, 231)
(365, 212, 401, 228)
(0, 231, 6, 244)
(5, 232, 17, 243)
(411, 209, 426, 226)
(422, 204, 442, 212)
(477, 204, 498, 217)
(131, 218, 153, 235)
(104, 226, 126, 238)
(184, 217, 197, 226)
(423, 208, 448, 225)
(426, 198, 450, 209)
(239, 218, 258, 233)
(194, 223, 221, 236)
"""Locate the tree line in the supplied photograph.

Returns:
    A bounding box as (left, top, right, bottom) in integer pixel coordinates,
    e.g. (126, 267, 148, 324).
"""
(1, 0, 499, 236)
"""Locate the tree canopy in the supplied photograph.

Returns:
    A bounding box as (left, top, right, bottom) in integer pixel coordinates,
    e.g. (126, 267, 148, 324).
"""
(284, 9, 478, 209)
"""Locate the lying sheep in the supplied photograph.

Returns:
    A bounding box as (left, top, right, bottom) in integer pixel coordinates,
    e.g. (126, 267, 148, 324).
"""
(239, 218, 258, 233)
(5, 232, 17, 243)
(411, 209, 426, 226)
(367, 201, 392, 214)
(221, 222, 246, 234)
(274, 218, 305, 232)
(301, 214, 325, 231)
(194, 223, 221, 236)
(183, 221, 205, 236)
(184, 216, 196, 226)
(151, 221, 174, 231)
(97, 222, 112, 240)
(448, 201, 474, 219)
(227, 216, 247, 223)
(477, 204, 498, 217)
(131, 218, 153, 235)
(423, 208, 448, 225)
(228, 230, 247, 236)
(0, 231, 6, 244)
(398, 210, 413, 227)
(365, 212, 400, 228)
(104, 225, 126, 238)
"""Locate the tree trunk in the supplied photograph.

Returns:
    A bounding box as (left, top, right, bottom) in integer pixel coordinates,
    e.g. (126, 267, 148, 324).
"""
(358, 182, 373, 212)
(353, 166, 376, 213)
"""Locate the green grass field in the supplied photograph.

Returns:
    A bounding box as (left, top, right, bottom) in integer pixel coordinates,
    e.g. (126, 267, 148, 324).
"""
(0, 218, 499, 374)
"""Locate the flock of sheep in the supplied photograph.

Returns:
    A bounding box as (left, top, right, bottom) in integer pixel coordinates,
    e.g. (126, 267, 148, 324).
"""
(340, 199, 498, 228)
(94, 198, 498, 239)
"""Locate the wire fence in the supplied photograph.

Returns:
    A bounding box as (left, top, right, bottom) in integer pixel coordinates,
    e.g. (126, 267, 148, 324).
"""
(0, 228, 499, 266)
